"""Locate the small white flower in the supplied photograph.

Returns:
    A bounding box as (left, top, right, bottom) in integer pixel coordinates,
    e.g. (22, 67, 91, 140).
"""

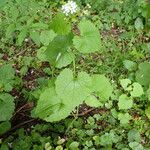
(24, 38, 29, 42)
(87, 3, 91, 9)
(61, 1, 78, 16)
(83, 10, 89, 15)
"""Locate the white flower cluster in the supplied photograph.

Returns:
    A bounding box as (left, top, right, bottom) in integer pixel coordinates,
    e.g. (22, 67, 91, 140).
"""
(61, 1, 78, 16)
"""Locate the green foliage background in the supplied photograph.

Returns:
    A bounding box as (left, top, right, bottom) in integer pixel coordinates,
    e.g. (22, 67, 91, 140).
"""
(0, 0, 150, 149)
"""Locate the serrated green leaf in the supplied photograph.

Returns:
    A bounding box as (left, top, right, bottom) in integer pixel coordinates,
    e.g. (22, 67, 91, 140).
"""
(55, 69, 92, 109)
(40, 30, 57, 46)
(0, 64, 15, 92)
(135, 18, 144, 31)
(85, 95, 102, 107)
(120, 79, 132, 91)
(118, 113, 132, 125)
(44, 33, 73, 65)
(69, 142, 79, 150)
(73, 20, 101, 53)
(123, 60, 137, 71)
(50, 13, 71, 35)
(30, 30, 41, 46)
(136, 62, 150, 88)
(35, 87, 71, 122)
(99, 131, 119, 146)
(0, 93, 15, 121)
(37, 46, 48, 61)
(36, 69, 93, 122)
(55, 51, 75, 69)
(128, 129, 141, 143)
(91, 75, 113, 102)
(130, 82, 144, 97)
(118, 94, 133, 110)
(129, 142, 143, 150)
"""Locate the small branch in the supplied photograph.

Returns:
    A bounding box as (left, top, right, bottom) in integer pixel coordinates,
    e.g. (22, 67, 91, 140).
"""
(77, 108, 96, 116)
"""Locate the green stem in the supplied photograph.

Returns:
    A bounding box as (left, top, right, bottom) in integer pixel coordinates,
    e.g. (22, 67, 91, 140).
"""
(73, 57, 76, 76)
(65, 106, 79, 134)
(51, 65, 55, 78)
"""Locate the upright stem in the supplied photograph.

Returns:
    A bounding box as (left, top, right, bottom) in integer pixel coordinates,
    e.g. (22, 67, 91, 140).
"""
(73, 57, 76, 75)
(65, 106, 79, 134)
(51, 65, 55, 78)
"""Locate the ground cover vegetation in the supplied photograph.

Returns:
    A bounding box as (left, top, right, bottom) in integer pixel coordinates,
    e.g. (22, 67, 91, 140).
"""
(0, 0, 150, 149)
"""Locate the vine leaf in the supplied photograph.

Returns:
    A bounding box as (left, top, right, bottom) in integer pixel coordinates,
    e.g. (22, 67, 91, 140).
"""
(73, 20, 101, 53)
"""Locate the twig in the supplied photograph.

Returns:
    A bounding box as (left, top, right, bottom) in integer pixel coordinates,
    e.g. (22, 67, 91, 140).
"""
(71, 108, 96, 117)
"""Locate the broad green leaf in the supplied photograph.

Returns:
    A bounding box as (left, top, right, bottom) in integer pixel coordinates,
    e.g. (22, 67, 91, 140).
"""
(30, 30, 41, 46)
(55, 51, 75, 69)
(129, 142, 143, 150)
(40, 30, 57, 46)
(35, 87, 71, 122)
(73, 20, 101, 53)
(0, 93, 15, 121)
(44, 33, 73, 65)
(50, 13, 71, 35)
(99, 131, 119, 146)
(123, 60, 137, 71)
(130, 82, 144, 97)
(134, 18, 144, 31)
(128, 129, 141, 143)
(145, 106, 150, 119)
(91, 75, 113, 102)
(37, 46, 48, 61)
(118, 113, 132, 125)
(85, 95, 102, 107)
(0, 64, 15, 92)
(120, 79, 132, 91)
(118, 94, 133, 110)
(35, 87, 61, 118)
(55, 69, 92, 109)
(136, 62, 150, 88)
(0, 121, 11, 134)
(69, 142, 79, 150)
